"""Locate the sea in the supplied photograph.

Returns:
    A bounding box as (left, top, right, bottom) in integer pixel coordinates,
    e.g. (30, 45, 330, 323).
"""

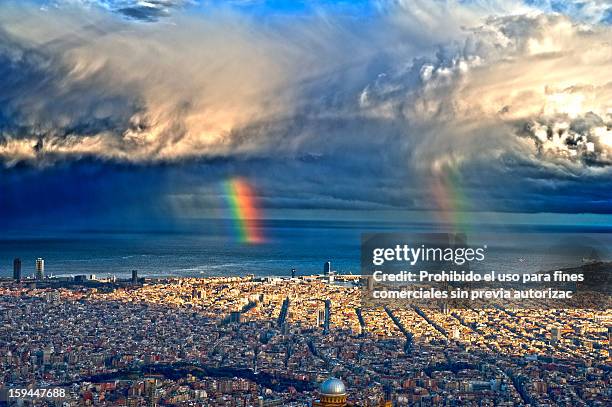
(1, 219, 611, 279)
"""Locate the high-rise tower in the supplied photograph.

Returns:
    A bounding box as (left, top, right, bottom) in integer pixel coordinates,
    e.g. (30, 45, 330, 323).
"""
(13, 258, 22, 281)
(324, 261, 331, 275)
(35, 258, 44, 280)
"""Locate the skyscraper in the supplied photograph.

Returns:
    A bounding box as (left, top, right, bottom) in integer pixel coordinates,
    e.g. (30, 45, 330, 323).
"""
(323, 261, 331, 275)
(291, 268, 296, 278)
(13, 258, 21, 281)
(131, 270, 138, 284)
(36, 258, 44, 280)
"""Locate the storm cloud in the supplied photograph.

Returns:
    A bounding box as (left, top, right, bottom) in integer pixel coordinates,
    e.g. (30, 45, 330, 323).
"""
(1, 0, 612, 221)
(360, 13, 612, 175)
(0, 1, 526, 166)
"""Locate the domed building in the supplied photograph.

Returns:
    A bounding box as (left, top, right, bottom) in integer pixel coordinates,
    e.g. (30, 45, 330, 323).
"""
(312, 377, 393, 407)
(313, 377, 348, 407)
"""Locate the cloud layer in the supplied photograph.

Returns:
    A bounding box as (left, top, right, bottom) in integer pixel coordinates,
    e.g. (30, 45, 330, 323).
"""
(360, 12, 612, 173)
(1, 0, 611, 219)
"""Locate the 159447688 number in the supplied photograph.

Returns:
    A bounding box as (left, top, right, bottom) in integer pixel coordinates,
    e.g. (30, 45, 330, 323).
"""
(3, 387, 67, 400)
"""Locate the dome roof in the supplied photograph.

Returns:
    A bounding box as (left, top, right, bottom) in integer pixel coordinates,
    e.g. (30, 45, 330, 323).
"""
(319, 377, 346, 395)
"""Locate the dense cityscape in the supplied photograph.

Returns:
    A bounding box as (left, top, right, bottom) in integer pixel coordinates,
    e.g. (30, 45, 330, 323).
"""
(3, 0, 612, 406)
(1, 258, 610, 406)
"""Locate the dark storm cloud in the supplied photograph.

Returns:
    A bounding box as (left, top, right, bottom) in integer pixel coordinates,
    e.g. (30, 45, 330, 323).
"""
(113, 0, 193, 21)
(1, 0, 612, 225)
(117, 6, 169, 21)
(44, 1, 193, 22)
(4, 0, 509, 166)
(0, 24, 145, 165)
(453, 153, 612, 214)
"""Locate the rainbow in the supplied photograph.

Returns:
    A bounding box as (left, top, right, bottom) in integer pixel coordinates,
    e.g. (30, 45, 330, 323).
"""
(430, 165, 469, 233)
(223, 178, 264, 244)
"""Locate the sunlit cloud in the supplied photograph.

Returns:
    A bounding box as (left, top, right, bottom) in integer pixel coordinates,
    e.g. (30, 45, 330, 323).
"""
(360, 13, 612, 173)
(1, 0, 612, 218)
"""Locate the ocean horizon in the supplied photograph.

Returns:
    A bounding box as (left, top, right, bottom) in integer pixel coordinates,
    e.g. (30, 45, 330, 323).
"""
(2, 219, 611, 279)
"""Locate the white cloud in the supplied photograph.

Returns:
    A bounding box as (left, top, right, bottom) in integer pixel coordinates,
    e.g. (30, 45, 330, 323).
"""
(360, 13, 612, 173)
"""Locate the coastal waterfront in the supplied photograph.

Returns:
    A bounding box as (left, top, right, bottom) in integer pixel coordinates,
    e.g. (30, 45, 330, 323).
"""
(2, 221, 611, 278)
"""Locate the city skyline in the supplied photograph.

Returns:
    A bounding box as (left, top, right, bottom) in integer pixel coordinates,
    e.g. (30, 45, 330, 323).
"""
(0, 2, 610, 405)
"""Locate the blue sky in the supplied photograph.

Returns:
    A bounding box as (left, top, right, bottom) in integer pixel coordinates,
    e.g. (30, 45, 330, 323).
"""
(35, 1, 612, 23)
(1, 0, 611, 231)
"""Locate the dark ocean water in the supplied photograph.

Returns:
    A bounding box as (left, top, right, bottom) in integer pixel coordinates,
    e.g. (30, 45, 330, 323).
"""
(1, 220, 611, 278)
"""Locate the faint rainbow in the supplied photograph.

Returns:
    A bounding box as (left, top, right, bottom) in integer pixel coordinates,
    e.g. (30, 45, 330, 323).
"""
(431, 165, 469, 233)
(223, 178, 265, 244)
